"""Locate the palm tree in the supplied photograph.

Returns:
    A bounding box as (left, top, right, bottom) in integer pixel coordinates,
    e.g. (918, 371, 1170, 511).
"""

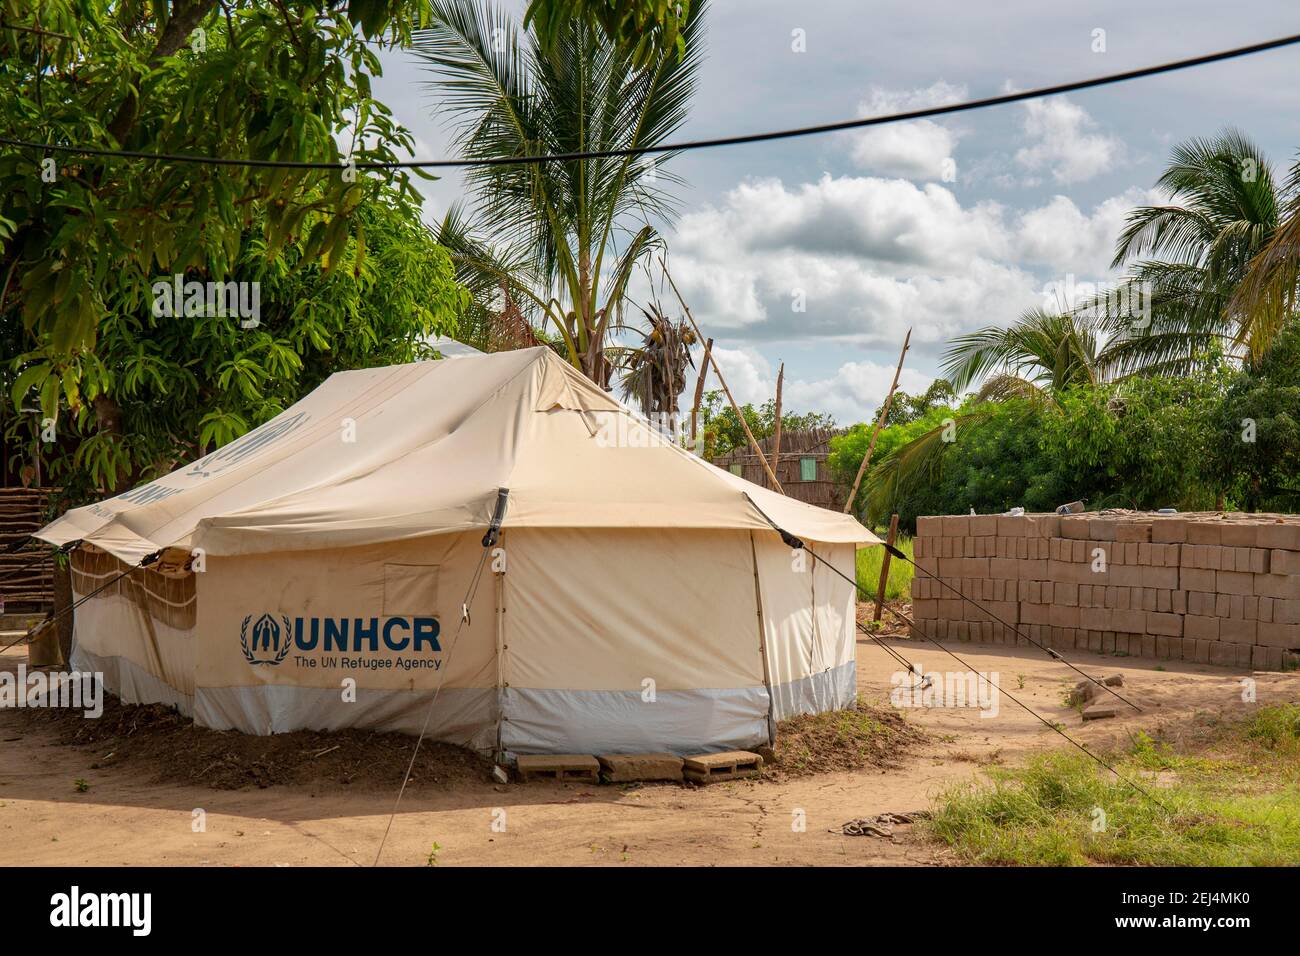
(942, 308, 1106, 404)
(1104, 129, 1281, 373)
(1231, 158, 1300, 356)
(863, 132, 1285, 519)
(861, 309, 1103, 516)
(415, 0, 707, 387)
(617, 304, 696, 422)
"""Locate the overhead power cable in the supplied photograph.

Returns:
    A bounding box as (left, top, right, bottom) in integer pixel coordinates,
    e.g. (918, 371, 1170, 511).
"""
(2, 32, 1299, 170)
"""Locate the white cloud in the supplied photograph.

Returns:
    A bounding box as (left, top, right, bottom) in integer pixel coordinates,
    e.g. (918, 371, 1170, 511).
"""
(702, 346, 935, 424)
(661, 172, 1158, 371)
(675, 174, 1010, 273)
(1013, 97, 1124, 184)
(849, 82, 967, 180)
(704, 346, 775, 405)
(859, 81, 969, 115)
(783, 360, 935, 423)
(668, 174, 1039, 351)
(1013, 188, 1158, 276)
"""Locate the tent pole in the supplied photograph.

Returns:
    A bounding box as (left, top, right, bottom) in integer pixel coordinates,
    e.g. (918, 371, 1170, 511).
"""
(493, 539, 507, 762)
(748, 532, 777, 746)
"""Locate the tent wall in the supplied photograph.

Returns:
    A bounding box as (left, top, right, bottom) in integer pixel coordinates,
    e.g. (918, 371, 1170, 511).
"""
(191, 531, 499, 748)
(69, 550, 195, 715)
(753, 536, 858, 721)
(500, 528, 770, 755)
(69, 527, 859, 755)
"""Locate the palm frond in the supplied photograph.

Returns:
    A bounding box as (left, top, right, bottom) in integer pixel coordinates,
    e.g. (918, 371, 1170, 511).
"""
(942, 308, 1101, 397)
(972, 374, 1054, 407)
(1114, 130, 1277, 265)
(863, 406, 997, 517)
(1228, 149, 1300, 360)
(412, 0, 706, 381)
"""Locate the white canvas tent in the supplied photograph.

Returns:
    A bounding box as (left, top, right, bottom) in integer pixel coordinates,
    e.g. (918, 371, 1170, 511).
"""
(37, 347, 879, 755)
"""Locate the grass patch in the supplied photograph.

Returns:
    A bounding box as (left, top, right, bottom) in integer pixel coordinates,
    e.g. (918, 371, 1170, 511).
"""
(924, 704, 1300, 865)
(856, 535, 914, 602)
(763, 695, 925, 778)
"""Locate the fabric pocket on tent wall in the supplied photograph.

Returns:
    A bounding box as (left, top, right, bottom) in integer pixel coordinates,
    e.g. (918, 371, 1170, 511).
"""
(382, 564, 440, 616)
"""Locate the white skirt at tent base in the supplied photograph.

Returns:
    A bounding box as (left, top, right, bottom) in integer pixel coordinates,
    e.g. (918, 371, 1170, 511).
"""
(38, 347, 879, 757)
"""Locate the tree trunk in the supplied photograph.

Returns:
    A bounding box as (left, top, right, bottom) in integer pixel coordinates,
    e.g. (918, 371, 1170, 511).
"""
(581, 340, 611, 390)
(53, 558, 73, 667)
(93, 393, 127, 493)
(106, 0, 220, 145)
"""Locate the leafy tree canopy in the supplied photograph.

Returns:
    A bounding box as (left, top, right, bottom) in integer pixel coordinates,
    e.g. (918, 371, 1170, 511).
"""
(524, 0, 694, 68)
(849, 400, 1064, 531)
(1207, 319, 1300, 511)
(871, 378, 956, 428)
(1, 1, 468, 501)
(4, 189, 466, 502)
(700, 391, 834, 460)
(3, 0, 434, 405)
(1042, 374, 1224, 512)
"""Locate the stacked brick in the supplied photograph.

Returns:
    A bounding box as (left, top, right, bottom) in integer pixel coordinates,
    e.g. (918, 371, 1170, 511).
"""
(909, 512, 1300, 672)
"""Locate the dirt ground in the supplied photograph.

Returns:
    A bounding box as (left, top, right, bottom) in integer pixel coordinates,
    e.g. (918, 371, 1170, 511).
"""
(3, 625, 1298, 867)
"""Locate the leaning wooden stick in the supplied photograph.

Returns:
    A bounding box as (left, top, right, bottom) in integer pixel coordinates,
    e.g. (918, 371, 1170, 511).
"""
(873, 513, 900, 622)
(689, 336, 713, 448)
(769, 362, 784, 491)
(661, 259, 785, 494)
(843, 328, 911, 514)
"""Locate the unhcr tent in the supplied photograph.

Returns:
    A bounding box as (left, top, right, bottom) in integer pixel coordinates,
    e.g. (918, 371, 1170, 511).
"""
(37, 347, 879, 755)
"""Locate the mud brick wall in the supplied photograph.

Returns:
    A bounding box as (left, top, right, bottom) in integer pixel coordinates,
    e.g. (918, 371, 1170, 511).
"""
(909, 512, 1300, 672)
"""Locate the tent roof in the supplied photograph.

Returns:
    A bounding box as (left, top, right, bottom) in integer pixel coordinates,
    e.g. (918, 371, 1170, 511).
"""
(37, 347, 879, 563)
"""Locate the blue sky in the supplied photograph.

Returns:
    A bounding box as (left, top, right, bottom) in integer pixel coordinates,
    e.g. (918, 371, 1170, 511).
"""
(371, 1, 1300, 422)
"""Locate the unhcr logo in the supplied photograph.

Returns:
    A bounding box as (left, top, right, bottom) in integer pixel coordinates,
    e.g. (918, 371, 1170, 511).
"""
(240, 613, 443, 669)
(240, 613, 293, 665)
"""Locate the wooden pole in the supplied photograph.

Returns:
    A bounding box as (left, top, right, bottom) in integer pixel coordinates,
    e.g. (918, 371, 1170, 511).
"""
(689, 336, 713, 451)
(661, 260, 785, 494)
(768, 362, 784, 490)
(873, 513, 900, 623)
(843, 328, 911, 514)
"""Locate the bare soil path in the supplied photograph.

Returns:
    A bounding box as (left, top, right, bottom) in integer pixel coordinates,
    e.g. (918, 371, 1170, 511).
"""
(2, 632, 1296, 867)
